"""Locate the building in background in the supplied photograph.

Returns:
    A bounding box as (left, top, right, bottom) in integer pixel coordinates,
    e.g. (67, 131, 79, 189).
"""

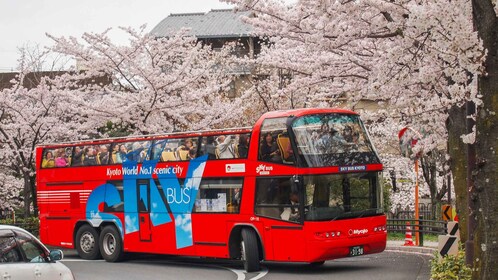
(151, 9, 262, 98)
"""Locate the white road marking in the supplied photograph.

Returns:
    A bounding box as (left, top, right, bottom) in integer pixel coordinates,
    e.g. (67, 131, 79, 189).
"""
(226, 266, 268, 280)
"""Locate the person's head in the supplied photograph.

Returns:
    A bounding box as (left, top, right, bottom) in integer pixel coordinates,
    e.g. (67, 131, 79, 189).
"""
(119, 144, 127, 153)
(112, 145, 119, 152)
(217, 135, 226, 144)
(206, 136, 215, 144)
(239, 134, 249, 146)
(45, 151, 53, 159)
(132, 142, 141, 151)
(290, 192, 299, 203)
(75, 146, 81, 153)
(100, 145, 108, 153)
(185, 138, 193, 149)
(264, 133, 273, 144)
(86, 147, 94, 155)
(344, 125, 352, 135)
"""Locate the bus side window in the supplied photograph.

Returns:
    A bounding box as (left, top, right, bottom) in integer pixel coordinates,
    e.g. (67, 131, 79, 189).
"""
(255, 177, 300, 222)
(194, 178, 243, 213)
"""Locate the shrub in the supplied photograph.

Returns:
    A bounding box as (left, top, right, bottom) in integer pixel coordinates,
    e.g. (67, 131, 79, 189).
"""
(430, 248, 472, 280)
(0, 217, 40, 237)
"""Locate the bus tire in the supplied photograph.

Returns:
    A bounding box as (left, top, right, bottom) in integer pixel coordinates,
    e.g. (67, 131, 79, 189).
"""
(310, 261, 325, 266)
(241, 228, 260, 272)
(75, 224, 101, 260)
(99, 226, 124, 262)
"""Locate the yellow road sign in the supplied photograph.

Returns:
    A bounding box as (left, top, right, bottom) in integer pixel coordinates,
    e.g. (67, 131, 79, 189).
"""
(442, 204, 453, 221)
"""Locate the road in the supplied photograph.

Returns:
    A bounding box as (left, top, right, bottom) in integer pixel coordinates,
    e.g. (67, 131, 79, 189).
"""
(61, 250, 432, 280)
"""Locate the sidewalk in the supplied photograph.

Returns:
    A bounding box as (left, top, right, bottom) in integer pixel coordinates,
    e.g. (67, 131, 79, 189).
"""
(386, 240, 438, 255)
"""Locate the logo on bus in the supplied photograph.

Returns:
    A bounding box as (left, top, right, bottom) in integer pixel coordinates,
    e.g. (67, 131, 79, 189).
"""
(256, 164, 273, 175)
(348, 228, 369, 236)
(339, 165, 366, 173)
(86, 156, 208, 250)
(226, 163, 245, 173)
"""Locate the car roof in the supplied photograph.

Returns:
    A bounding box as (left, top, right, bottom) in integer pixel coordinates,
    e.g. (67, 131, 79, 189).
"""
(0, 225, 48, 249)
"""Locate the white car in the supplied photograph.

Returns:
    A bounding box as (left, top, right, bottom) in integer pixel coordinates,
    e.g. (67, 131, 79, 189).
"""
(0, 225, 75, 280)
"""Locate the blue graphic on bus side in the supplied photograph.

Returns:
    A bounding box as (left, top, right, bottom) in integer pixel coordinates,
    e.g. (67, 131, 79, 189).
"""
(86, 155, 208, 249)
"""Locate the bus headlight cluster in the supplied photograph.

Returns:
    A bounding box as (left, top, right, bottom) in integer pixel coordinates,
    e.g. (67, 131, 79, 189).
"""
(373, 225, 386, 232)
(315, 231, 341, 239)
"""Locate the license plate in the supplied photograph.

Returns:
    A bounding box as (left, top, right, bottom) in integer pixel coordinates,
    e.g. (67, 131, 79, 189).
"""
(349, 246, 364, 257)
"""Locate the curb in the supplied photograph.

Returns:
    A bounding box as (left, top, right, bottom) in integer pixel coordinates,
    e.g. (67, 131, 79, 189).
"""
(386, 245, 436, 256)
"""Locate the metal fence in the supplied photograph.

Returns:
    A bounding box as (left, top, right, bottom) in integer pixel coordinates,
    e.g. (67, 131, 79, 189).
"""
(387, 203, 448, 238)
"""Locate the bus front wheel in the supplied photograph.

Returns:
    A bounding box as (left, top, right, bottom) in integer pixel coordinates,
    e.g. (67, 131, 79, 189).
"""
(75, 224, 101, 260)
(240, 228, 260, 272)
(99, 226, 124, 262)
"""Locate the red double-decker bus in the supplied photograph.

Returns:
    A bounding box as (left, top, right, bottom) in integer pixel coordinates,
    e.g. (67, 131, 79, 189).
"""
(36, 108, 386, 272)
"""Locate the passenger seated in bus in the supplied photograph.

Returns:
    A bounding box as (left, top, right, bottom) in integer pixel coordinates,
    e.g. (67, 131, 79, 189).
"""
(115, 144, 128, 163)
(83, 147, 98, 166)
(216, 135, 235, 159)
(97, 145, 110, 165)
(71, 146, 84, 166)
(42, 151, 55, 168)
(177, 138, 194, 160)
(110, 145, 119, 164)
(237, 134, 249, 158)
(54, 149, 67, 167)
(280, 192, 300, 221)
(187, 148, 197, 160)
(317, 127, 346, 153)
(200, 136, 217, 159)
(260, 132, 281, 162)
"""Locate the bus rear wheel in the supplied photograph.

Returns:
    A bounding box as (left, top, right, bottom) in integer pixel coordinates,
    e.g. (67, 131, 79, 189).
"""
(99, 226, 124, 262)
(75, 224, 101, 260)
(240, 228, 260, 272)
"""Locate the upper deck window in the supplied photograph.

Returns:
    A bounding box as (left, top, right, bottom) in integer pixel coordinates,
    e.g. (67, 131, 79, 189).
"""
(291, 114, 379, 167)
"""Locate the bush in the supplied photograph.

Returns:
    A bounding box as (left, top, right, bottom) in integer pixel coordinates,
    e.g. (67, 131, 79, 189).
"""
(430, 248, 472, 280)
(0, 217, 40, 237)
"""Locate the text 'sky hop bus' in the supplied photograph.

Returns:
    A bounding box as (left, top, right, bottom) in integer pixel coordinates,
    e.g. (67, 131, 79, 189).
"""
(37, 108, 386, 272)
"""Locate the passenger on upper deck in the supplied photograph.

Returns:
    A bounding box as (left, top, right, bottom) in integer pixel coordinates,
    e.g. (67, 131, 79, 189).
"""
(237, 134, 249, 158)
(55, 149, 68, 167)
(216, 135, 235, 159)
(42, 151, 55, 168)
(260, 132, 281, 163)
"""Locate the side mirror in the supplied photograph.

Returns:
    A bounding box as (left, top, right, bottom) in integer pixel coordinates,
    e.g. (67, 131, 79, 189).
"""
(49, 249, 64, 261)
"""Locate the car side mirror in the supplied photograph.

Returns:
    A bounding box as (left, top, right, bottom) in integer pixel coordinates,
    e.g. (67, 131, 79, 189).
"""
(50, 249, 64, 261)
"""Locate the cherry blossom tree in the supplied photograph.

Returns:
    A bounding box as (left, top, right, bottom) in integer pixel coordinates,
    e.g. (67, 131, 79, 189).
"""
(0, 27, 242, 217)
(48, 26, 243, 135)
(0, 48, 82, 217)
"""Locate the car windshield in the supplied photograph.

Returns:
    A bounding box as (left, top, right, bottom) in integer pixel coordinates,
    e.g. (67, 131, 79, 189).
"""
(291, 114, 380, 167)
(304, 172, 383, 221)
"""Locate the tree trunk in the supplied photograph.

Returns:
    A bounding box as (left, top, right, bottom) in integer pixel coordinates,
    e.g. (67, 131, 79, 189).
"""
(22, 175, 31, 218)
(472, 1, 498, 279)
(447, 105, 468, 243)
(30, 175, 38, 217)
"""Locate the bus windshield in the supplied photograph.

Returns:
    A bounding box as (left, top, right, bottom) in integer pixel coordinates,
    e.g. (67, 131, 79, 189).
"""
(291, 114, 380, 167)
(304, 172, 383, 221)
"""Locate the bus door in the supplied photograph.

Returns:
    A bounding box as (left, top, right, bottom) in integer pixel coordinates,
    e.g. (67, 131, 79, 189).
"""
(255, 176, 306, 261)
(137, 180, 152, 241)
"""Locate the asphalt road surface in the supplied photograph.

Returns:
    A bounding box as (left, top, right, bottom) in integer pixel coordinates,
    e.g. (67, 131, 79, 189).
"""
(61, 250, 432, 280)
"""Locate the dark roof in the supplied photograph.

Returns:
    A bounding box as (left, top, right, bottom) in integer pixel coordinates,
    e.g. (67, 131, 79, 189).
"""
(150, 9, 253, 39)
